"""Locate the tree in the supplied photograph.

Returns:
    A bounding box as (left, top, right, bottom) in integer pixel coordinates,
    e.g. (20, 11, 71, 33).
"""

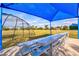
(51, 27, 55, 30)
(3, 27, 10, 30)
(35, 26, 37, 30)
(38, 27, 43, 30)
(69, 26, 78, 30)
(31, 25, 35, 30)
(56, 26, 61, 30)
(62, 26, 69, 30)
(44, 25, 49, 30)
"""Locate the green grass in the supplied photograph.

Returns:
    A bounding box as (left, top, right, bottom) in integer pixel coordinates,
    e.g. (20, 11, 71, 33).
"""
(2, 30, 78, 48)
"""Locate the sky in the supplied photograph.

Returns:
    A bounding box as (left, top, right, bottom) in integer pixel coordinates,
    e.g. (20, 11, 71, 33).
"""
(2, 8, 78, 28)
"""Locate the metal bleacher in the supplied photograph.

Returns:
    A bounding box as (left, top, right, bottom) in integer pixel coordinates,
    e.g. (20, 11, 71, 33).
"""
(0, 32, 68, 56)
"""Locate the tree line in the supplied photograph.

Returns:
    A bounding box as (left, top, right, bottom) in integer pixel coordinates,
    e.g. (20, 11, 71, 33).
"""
(3, 24, 78, 30)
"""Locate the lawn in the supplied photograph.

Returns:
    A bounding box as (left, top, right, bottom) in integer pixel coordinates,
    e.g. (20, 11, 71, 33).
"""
(2, 30, 78, 48)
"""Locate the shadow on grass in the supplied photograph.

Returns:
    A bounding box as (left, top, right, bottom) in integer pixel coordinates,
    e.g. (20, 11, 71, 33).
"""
(29, 34, 50, 41)
(3, 34, 50, 48)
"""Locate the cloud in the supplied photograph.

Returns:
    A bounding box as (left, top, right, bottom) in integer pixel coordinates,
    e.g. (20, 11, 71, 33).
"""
(64, 18, 78, 24)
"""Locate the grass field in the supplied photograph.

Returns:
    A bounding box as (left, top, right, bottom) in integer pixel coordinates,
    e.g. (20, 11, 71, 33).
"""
(2, 30, 78, 48)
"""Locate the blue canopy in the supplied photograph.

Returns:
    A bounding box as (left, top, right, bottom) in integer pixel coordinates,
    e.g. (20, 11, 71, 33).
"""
(0, 3, 79, 50)
(0, 3, 79, 38)
(1, 3, 78, 21)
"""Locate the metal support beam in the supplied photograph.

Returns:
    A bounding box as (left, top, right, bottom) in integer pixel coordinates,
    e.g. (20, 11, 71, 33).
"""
(12, 18, 18, 40)
(22, 20, 24, 37)
(78, 8, 79, 39)
(2, 15, 9, 28)
(28, 25, 31, 39)
(0, 6, 2, 50)
(49, 21, 53, 56)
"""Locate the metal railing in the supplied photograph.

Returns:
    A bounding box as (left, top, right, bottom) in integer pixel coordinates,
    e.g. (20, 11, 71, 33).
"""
(0, 32, 68, 56)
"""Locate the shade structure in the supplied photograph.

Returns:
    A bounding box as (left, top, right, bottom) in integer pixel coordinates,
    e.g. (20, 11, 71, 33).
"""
(0, 3, 79, 37)
(0, 3, 79, 54)
(0, 3, 78, 21)
(0, 3, 79, 39)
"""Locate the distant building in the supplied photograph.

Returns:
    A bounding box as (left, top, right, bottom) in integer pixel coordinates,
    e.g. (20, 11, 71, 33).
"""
(70, 23, 78, 26)
(69, 23, 78, 30)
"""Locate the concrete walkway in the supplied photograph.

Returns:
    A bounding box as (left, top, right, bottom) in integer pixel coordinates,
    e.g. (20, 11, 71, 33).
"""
(1, 37, 79, 56)
(57, 38, 79, 56)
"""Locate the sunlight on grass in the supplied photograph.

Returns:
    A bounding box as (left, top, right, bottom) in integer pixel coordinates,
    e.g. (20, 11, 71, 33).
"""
(2, 30, 78, 48)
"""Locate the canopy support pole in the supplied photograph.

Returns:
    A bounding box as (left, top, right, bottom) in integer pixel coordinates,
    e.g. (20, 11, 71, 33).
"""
(78, 7, 79, 39)
(78, 17, 79, 39)
(49, 21, 53, 56)
(50, 21, 52, 35)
